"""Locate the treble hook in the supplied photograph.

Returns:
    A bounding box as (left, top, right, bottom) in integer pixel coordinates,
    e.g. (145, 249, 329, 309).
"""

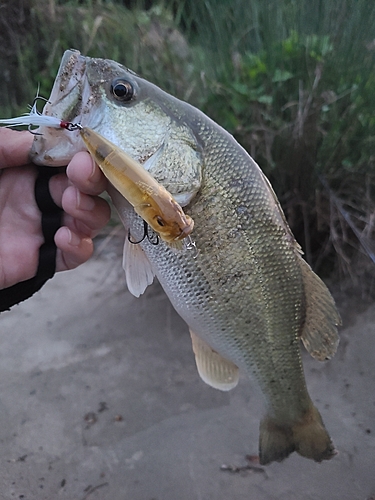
(28, 124, 43, 136)
(30, 95, 51, 109)
(128, 220, 160, 246)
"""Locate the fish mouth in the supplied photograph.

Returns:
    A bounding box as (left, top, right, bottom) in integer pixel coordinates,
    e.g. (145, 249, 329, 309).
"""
(30, 50, 92, 166)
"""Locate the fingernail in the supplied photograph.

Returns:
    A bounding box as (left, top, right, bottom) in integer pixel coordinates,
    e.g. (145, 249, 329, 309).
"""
(76, 189, 96, 211)
(67, 228, 81, 247)
(88, 154, 96, 180)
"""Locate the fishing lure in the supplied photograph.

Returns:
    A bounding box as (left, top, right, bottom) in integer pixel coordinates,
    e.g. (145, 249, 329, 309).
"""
(0, 103, 196, 251)
(78, 126, 195, 247)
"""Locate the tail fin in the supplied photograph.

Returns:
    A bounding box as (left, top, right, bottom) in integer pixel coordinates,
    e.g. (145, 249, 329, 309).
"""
(259, 405, 336, 465)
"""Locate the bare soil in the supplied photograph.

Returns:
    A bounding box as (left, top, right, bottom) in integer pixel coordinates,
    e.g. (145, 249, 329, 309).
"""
(0, 235, 374, 500)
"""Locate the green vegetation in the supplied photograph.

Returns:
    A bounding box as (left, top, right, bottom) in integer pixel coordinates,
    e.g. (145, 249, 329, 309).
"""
(0, 0, 193, 113)
(1, 0, 375, 287)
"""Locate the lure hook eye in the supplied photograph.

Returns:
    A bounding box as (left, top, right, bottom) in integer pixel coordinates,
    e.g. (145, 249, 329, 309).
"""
(60, 122, 82, 132)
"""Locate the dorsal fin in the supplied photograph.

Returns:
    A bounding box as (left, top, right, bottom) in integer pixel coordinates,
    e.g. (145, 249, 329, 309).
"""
(190, 329, 239, 391)
(123, 236, 155, 297)
(298, 257, 341, 361)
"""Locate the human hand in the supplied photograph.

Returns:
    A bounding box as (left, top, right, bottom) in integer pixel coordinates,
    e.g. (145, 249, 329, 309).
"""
(0, 128, 110, 290)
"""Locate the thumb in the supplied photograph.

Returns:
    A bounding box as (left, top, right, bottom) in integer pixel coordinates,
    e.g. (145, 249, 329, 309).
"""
(0, 129, 34, 169)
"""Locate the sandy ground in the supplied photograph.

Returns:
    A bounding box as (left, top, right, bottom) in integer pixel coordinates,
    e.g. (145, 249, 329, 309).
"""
(0, 235, 374, 500)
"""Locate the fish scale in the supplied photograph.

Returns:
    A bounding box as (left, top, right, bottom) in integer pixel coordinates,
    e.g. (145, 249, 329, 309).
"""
(30, 49, 340, 464)
(138, 127, 310, 421)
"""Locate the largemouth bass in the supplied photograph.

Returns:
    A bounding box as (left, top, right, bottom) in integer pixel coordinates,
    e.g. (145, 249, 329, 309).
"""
(31, 50, 340, 465)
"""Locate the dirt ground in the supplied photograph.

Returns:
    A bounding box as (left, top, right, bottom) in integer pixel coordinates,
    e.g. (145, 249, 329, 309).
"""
(0, 235, 374, 500)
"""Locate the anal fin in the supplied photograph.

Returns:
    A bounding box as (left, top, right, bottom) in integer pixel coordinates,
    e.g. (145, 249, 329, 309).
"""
(123, 235, 155, 297)
(190, 329, 239, 391)
(298, 257, 341, 360)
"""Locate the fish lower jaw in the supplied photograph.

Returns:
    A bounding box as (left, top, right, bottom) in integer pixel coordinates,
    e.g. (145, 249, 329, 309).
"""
(31, 130, 84, 166)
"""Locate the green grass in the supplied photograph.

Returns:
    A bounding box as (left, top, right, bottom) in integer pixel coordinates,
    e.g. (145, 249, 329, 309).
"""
(175, 0, 375, 283)
(0, 0, 193, 115)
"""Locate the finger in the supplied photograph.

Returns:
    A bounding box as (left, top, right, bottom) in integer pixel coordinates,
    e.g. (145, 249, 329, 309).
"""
(61, 185, 111, 233)
(48, 171, 69, 207)
(49, 150, 108, 207)
(54, 226, 94, 272)
(66, 151, 108, 195)
(0, 129, 34, 169)
(38, 151, 108, 207)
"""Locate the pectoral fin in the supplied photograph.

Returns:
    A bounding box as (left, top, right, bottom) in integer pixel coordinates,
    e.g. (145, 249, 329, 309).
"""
(190, 329, 239, 391)
(298, 257, 341, 361)
(123, 236, 155, 297)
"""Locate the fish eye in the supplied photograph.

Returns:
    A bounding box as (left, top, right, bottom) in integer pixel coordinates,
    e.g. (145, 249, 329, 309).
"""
(111, 79, 134, 102)
(156, 216, 165, 227)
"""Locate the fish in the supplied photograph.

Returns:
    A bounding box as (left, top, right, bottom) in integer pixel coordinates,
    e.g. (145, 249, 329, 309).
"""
(30, 49, 341, 465)
(79, 126, 194, 245)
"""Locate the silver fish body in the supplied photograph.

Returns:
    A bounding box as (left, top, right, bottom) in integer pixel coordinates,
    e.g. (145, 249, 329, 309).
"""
(31, 50, 340, 464)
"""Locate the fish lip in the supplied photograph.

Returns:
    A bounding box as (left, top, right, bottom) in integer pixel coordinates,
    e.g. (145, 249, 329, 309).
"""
(30, 50, 92, 166)
(45, 49, 89, 124)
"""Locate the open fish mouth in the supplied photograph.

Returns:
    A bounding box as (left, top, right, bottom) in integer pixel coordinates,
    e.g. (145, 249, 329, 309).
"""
(30, 50, 92, 166)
